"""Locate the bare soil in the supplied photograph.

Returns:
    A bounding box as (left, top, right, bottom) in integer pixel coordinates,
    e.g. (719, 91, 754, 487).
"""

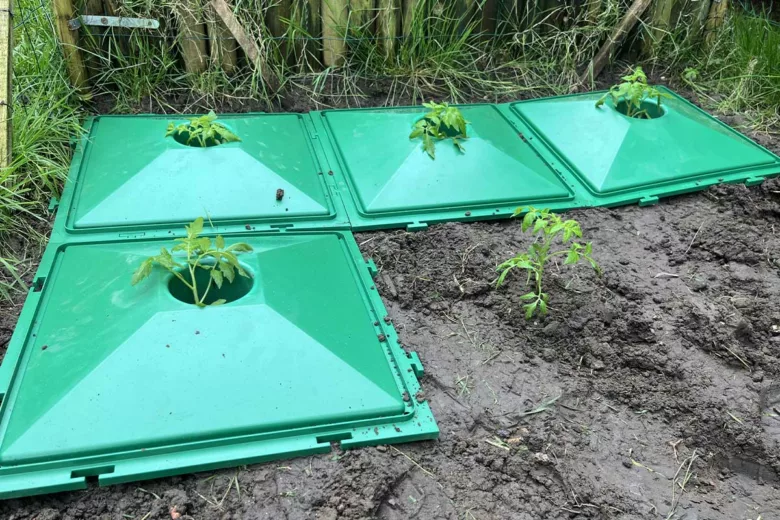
(1, 90, 779, 519)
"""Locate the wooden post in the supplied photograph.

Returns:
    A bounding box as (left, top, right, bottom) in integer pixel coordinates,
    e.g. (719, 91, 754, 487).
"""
(352, 0, 375, 28)
(578, 0, 653, 85)
(705, 0, 728, 46)
(644, 0, 675, 54)
(691, 0, 712, 39)
(401, 0, 418, 36)
(322, 0, 348, 66)
(267, 0, 291, 59)
(206, 4, 237, 72)
(304, 0, 323, 68)
(377, 0, 398, 58)
(53, 0, 90, 95)
(176, 0, 208, 74)
(0, 0, 11, 167)
(480, 0, 499, 37)
(81, 0, 104, 74)
(211, 0, 276, 87)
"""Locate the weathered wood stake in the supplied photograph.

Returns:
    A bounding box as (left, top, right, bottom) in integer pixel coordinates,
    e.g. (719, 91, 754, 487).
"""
(0, 0, 11, 167)
(322, 0, 348, 66)
(53, 0, 90, 95)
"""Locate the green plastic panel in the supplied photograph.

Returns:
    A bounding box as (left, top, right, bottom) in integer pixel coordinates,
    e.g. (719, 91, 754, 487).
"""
(0, 231, 437, 498)
(64, 115, 349, 233)
(4, 87, 780, 497)
(314, 104, 575, 230)
(509, 89, 780, 206)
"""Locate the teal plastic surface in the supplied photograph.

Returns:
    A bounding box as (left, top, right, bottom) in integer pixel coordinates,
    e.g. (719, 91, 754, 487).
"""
(0, 231, 437, 498)
(64, 114, 349, 233)
(509, 88, 780, 207)
(313, 104, 575, 230)
(3, 87, 779, 498)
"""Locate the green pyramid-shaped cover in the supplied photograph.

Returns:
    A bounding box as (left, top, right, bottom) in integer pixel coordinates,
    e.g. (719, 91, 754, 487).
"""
(68, 115, 333, 230)
(511, 90, 779, 197)
(321, 105, 573, 218)
(0, 233, 416, 466)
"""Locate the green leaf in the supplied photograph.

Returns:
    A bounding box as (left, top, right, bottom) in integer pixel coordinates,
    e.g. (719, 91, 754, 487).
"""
(524, 301, 538, 320)
(538, 299, 548, 315)
(564, 250, 579, 264)
(211, 269, 224, 289)
(131, 258, 154, 286)
(157, 248, 175, 269)
(496, 268, 511, 287)
(188, 217, 204, 237)
(211, 299, 227, 306)
(533, 219, 546, 233)
(219, 260, 236, 283)
(423, 134, 435, 159)
(522, 211, 535, 232)
(520, 292, 536, 300)
(226, 242, 253, 253)
(215, 235, 225, 250)
(197, 237, 212, 252)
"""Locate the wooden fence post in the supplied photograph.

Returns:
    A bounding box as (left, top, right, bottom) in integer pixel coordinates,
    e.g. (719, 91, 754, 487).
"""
(206, 4, 237, 72)
(480, 0, 499, 36)
(0, 0, 11, 167)
(176, 0, 208, 74)
(322, 0, 347, 66)
(352, 0, 375, 28)
(401, 0, 418, 36)
(644, 0, 675, 54)
(53, 0, 90, 96)
(377, 0, 398, 58)
(705, 0, 728, 46)
(267, 0, 291, 59)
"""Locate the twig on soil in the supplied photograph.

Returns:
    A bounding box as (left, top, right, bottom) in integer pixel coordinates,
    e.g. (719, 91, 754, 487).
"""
(485, 437, 510, 450)
(685, 219, 710, 254)
(727, 411, 744, 424)
(723, 345, 751, 370)
(654, 272, 679, 278)
(389, 446, 443, 488)
(516, 394, 562, 418)
(668, 439, 682, 462)
(137, 488, 161, 500)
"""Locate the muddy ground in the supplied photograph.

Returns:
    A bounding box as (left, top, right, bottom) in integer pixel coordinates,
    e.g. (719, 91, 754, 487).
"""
(1, 86, 779, 519)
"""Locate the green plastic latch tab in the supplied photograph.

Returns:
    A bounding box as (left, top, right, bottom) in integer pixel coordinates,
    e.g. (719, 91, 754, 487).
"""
(366, 258, 378, 278)
(639, 195, 659, 207)
(407, 222, 429, 232)
(407, 351, 424, 378)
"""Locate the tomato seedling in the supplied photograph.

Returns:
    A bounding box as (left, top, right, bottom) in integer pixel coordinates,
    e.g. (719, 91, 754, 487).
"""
(496, 207, 600, 319)
(166, 111, 241, 147)
(132, 217, 253, 307)
(409, 101, 468, 159)
(595, 66, 670, 119)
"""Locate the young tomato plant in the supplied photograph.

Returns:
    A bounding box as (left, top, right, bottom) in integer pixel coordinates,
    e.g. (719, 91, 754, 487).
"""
(132, 217, 253, 307)
(166, 111, 241, 147)
(595, 66, 671, 119)
(409, 101, 468, 159)
(496, 207, 600, 319)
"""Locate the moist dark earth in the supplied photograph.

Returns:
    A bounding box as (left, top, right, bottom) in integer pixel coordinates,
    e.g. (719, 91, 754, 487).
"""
(0, 88, 779, 519)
